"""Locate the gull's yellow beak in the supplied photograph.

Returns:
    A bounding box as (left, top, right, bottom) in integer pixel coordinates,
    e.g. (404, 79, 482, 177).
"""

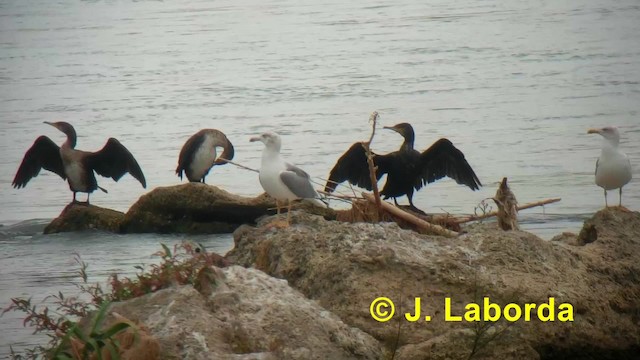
(587, 128, 601, 134)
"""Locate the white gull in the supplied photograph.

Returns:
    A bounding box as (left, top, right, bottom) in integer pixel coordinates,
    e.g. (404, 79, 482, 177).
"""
(250, 132, 323, 226)
(588, 126, 632, 207)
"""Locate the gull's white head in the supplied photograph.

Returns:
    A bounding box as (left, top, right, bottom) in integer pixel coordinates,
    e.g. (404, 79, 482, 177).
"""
(250, 132, 282, 151)
(588, 126, 620, 145)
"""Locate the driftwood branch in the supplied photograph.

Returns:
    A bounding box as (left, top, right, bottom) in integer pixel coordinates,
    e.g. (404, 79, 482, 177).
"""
(363, 111, 383, 221)
(455, 198, 561, 224)
(317, 190, 361, 200)
(493, 177, 519, 231)
(362, 192, 459, 238)
(219, 158, 259, 173)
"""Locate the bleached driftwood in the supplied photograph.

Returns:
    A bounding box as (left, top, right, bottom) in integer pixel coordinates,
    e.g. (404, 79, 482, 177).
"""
(493, 177, 520, 231)
(454, 198, 561, 224)
(364, 111, 383, 221)
(362, 192, 459, 238)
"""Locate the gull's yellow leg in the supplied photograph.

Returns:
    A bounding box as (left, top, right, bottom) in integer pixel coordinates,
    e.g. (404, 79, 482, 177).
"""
(286, 200, 293, 226)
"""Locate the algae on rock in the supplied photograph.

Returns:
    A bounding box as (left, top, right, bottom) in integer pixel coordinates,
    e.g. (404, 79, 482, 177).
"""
(44, 203, 125, 234)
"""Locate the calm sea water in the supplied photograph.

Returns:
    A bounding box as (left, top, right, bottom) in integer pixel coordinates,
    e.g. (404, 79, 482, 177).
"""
(1, 0, 639, 356)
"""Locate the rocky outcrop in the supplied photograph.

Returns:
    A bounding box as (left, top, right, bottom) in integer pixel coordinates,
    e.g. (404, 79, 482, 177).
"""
(104, 266, 384, 359)
(119, 184, 279, 234)
(53, 207, 640, 359)
(44, 203, 124, 234)
(226, 208, 640, 360)
(44, 184, 336, 234)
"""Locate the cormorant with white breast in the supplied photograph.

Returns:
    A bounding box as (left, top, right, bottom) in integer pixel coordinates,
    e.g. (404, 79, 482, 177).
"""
(587, 126, 632, 207)
(12, 121, 146, 204)
(324, 123, 482, 213)
(176, 129, 235, 183)
(250, 132, 323, 227)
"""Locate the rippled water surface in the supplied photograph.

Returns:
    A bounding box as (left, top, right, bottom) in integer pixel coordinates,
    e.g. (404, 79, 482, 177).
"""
(1, 0, 639, 356)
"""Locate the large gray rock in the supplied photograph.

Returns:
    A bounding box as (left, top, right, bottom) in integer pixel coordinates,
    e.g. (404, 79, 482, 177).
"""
(105, 266, 384, 360)
(227, 208, 640, 360)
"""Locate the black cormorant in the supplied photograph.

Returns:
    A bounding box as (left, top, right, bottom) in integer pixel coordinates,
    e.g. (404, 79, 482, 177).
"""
(12, 121, 146, 204)
(324, 123, 481, 213)
(176, 129, 235, 183)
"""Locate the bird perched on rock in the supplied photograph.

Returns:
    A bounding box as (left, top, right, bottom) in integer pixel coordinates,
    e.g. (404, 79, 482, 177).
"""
(12, 121, 146, 204)
(324, 122, 481, 214)
(587, 126, 632, 207)
(176, 129, 235, 183)
(250, 132, 323, 227)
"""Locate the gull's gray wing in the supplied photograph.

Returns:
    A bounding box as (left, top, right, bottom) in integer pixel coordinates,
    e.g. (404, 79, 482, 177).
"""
(280, 163, 319, 199)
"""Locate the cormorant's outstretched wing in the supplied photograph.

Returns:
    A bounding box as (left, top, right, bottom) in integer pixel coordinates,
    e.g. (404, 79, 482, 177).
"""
(417, 138, 481, 191)
(324, 142, 392, 192)
(88, 138, 146, 188)
(12, 136, 66, 188)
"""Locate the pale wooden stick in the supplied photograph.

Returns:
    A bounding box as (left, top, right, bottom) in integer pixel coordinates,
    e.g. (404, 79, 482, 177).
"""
(455, 198, 561, 224)
(218, 158, 259, 173)
(317, 190, 361, 200)
(364, 111, 383, 221)
(362, 192, 459, 238)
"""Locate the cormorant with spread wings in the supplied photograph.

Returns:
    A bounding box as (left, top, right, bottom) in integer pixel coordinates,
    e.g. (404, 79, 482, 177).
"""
(324, 123, 481, 213)
(12, 121, 146, 204)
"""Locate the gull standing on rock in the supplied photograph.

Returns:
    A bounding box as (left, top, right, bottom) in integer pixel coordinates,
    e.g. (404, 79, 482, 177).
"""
(250, 132, 322, 227)
(587, 126, 632, 207)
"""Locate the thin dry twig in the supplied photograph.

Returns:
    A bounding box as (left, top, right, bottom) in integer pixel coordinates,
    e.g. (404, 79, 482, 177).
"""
(218, 158, 259, 173)
(363, 111, 383, 221)
(456, 198, 561, 224)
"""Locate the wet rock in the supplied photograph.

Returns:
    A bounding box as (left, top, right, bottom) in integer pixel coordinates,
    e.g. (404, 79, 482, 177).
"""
(44, 203, 124, 234)
(106, 266, 383, 359)
(227, 208, 640, 360)
(43, 184, 335, 234)
(120, 184, 277, 234)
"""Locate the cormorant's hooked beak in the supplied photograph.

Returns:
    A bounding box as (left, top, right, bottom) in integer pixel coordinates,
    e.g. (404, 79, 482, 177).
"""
(44, 121, 60, 131)
(382, 126, 404, 137)
(587, 128, 601, 135)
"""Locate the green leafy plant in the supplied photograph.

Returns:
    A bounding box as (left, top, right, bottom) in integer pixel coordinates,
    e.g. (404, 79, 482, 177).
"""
(49, 301, 132, 360)
(3, 242, 226, 359)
